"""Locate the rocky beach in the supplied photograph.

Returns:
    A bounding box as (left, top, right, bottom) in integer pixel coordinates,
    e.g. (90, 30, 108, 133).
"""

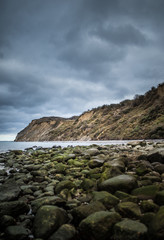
(0, 141, 164, 240)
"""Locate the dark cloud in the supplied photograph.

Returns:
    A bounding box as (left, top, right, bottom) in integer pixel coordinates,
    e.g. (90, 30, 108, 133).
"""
(0, 0, 163, 139)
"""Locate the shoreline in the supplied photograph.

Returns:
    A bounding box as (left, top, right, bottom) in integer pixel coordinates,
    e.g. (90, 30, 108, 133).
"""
(0, 140, 164, 239)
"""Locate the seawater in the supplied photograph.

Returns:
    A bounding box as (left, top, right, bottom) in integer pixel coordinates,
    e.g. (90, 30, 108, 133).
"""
(0, 140, 135, 153)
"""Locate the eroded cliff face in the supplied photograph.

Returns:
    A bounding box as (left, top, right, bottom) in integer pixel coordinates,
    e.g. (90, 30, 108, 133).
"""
(15, 83, 164, 141)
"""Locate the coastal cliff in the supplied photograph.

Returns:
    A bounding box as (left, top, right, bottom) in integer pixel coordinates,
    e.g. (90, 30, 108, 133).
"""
(15, 83, 164, 141)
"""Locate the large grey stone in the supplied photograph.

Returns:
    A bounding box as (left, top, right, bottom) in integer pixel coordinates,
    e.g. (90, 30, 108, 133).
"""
(33, 205, 69, 239)
(99, 174, 137, 193)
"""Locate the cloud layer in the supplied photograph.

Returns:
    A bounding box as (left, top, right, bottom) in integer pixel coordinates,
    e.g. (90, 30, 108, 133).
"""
(0, 0, 163, 140)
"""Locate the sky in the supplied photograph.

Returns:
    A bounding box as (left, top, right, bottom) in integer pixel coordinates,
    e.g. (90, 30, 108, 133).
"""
(0, 0, 164, 141)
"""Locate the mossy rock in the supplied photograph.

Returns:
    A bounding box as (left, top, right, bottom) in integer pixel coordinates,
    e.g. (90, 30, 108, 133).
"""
(140, 212, 156, 228)
(55, 180, 75, 194)
(99, 174, 138, 193)
(116, 202, 142, 219)
(5, 225, 30, 240)
(80, 178, 96, 191)
(79, 211, 121, 240)
(114, 219, 148, 240)
(132, 185, 159, 200)
(155, 190, 164, 206)
(71, 201, 106, 225)
(48, 224, 76, 240)
(33, 205, 69, 239)
(91, 191, 119, 209)
(150, 206, 164, 239)
(140, 200, 159, 213)
(0, 201, 29, 217)
(115, 191, 138, 203)
(89, 159, 104, 168)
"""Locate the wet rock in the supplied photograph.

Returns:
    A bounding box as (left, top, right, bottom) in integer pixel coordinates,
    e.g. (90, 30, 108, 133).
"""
(155, 190, 164, 206)
(114, 219, 148, 240)
(79, 211, 121, 240)
(31, 196, 66, 213)
(99, 174, 137, 193)
(115, 191, 137, 203)
(147, 148, 164, 163)
(48, 224, 76, 240)
(85, 148, 100, 157)
(80, 178, 95, 191)
(0, 180, 21, 202)
(0, 215, 16, 229)
(5, 225, 30, 240)
(116, 202, 141, 219)
(0, 201, 30, 217)
(132, 185, 159, 200)
(33, 205, 69, 239)
(150, 206, 164, 239)
(91, 191, 119, 209)
(71, 201, 106, 225)
(55, 180, 75, 194)
(89, 158, 104, 168)
(140, 200, 159, 213)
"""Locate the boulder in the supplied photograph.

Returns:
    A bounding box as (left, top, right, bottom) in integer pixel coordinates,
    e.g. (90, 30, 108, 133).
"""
(140, 200, 159, 213)
(89, 158, 104, 168)
(91, 191, 119, 209)
(155, 190, 164, 206)
(99, 174, 137, 193)
(48, 224, 76, 240)
(55, 180, 75, 194)
(0, 180, 21, 202)
(5, 225, 30, 240)
(71, 201, 106, 225)
(33, 205, 69, 239)
(114, 219, 148, 240)
(80, 178, 95, 191)
(79, 211, 121, 240)
(0, 201, 29, 217)
(116, 202, 141, 219)
(150, 206, 164, 239)
(31, 196, 66, 213)
(132, 185, 159, 200)
(147, 148, 164, 163)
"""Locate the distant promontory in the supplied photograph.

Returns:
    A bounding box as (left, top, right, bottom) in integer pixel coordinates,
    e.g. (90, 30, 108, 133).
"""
(15, 83, 164, 141)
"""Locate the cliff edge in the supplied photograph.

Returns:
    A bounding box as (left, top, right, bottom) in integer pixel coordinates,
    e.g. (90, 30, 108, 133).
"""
(15, 83, 164, 141)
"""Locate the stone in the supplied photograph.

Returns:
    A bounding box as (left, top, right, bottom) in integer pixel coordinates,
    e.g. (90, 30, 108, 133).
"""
(71, 201, 106, 225)
(79, 211, 121, 240)
(99, 174, 137, 193)
(116, 202, 142, 219)
(0, 201, 30, 217)
(155, 190, 164, 206)
(0, 215, 16, 228)
(140, 200, 159, 213)
(147, 148, 164, 163)
(80, 178, 95, 191)
(31, 196, 66, 213)
(114, 219, 148, 240)
(55, 180, 75, 194)
(33, 205, 69, 239)
(132, 185, 159, 200)
(5, 225, 30, 240)
(0, 180, 21, 202)
(150, 206, 164, 239)
(89, 159, 104, 168)
(85, 148, 100, 157)
(48, 224, 76, 240)
(91, 191, 119, 209)
(106, 159, 125, 172)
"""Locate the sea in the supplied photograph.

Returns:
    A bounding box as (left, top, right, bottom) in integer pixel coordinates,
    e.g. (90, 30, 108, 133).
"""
(0, 140, 136, 153)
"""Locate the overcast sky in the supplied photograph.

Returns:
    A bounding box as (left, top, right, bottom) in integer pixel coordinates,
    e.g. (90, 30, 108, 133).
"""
(0, 0, 164, 140)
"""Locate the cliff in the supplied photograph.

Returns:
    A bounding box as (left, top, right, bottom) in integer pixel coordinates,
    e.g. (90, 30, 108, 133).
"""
(15, 83, 164, 141)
